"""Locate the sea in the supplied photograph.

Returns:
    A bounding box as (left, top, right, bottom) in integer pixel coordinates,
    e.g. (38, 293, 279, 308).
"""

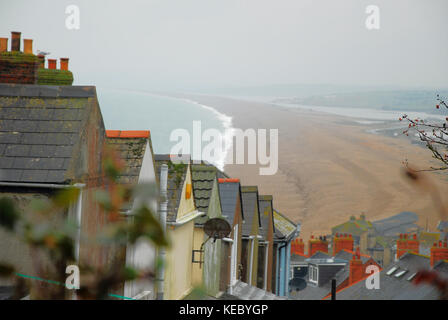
(96, 88, 447, 170)
(96, 87, 233, 171)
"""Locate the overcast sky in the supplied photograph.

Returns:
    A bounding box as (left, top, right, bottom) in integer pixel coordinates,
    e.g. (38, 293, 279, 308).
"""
(1, 0, 447, 91)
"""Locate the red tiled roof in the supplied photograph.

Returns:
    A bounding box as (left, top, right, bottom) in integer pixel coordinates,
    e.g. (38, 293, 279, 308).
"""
(106, 130, 150, 138)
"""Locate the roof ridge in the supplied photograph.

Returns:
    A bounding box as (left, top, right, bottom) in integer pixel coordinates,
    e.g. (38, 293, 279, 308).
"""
(106, 130, 150, 138)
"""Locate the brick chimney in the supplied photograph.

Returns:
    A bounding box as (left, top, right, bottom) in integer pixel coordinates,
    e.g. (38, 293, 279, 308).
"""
(23, 39, 33, 54)
(47, 59, 57, 70)
(349, 247, 364, 284)
(430, 240, 448, 267)
(291, 238, 305, 256)
(0, 38, 7, 53)
(60, 58, 69, 71)
(308, 235, 329, 257)
(397, 233, 419, 259)
(11, 31, 21, 52)
(37, 54, 45, 68)
(333, 233, 354, 255)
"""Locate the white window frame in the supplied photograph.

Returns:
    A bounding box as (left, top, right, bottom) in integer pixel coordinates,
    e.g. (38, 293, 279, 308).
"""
(309, 265, 318, 284)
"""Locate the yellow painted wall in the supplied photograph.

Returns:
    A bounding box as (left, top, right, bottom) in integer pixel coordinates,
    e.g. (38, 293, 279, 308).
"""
(192, 226, 205, 287)
(177, 165, 195, 221)
(163, 165, 198, 300)
(165, 219, 195, 300)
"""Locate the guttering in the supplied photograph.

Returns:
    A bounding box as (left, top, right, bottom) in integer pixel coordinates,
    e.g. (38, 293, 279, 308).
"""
(166, 210, 205, 227)
(0, 182, 86, 189)
(222, 237, 234, 243)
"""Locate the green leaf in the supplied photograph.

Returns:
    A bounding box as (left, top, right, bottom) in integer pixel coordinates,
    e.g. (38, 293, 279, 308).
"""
(0, 197, 21, 231)
(129, 206, 168, 247)
(0, 263, 14, 277)
(52, 188, 80, 208)
(95, 190, 113, 211)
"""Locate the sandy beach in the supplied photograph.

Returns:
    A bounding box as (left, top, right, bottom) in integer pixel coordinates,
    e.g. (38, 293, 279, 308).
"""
(175, 94, 448, 240)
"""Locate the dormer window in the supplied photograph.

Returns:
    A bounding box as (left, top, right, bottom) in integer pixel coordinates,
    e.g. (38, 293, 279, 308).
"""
(309, 265, 318, 284)
(386, 266, 398, 276)
(394, 270, 408, 278)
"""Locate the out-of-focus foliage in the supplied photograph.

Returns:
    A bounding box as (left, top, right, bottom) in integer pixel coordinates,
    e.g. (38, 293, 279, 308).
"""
(401, 95, 448, 172)
(0, 145, 167, 299)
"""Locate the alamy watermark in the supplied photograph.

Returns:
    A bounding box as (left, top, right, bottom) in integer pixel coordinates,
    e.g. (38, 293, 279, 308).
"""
(365, 5, 380, 30)
(65, 5, 80, 30)
(169, 121, 278, 175)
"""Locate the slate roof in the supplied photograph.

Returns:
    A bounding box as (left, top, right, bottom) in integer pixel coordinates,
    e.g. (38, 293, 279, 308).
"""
(336, 252, 445, 300)
(154, 154, 189, 222)
(291, 260, 347, 300)
(291, 250, 379, 300)
(258, 195, 273, 240)
(0, 84, 99, 184)
(0, 286, 14, 300)
(191, 164, 217, 213)
(308, 251, 331, 260)
(291, 253, 308, 265)
(218, 179, 242, 226)
(372, 211, 419, 237)
(106, 131, 150, 186)
(230, 280, 287, 300)
(273, 209, 297, 240)
(241, 186, 260, 237)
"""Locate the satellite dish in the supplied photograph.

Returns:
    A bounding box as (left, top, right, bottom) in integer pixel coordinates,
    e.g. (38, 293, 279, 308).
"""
(204, 218, 231, 240)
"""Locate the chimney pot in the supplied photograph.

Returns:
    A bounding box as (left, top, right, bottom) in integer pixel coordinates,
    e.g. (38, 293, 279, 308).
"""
(60, 57, 69, 71)
(48, 59, 57, 70)
(11, 31, 21, 51)
(23, 39, 33, 54)
(0, 38, 8, 53)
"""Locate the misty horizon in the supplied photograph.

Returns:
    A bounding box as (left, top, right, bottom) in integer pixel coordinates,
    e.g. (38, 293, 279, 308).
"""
(1, 0, 447, 93)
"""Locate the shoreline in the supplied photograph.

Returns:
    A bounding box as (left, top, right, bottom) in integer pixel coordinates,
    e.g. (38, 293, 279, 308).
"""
(171, 93, 448, 240)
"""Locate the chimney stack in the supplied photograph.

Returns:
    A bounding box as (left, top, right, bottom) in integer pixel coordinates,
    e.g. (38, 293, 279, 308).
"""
(0, 38, 8, 53)
(291, 238, 305, 256)
(23, 39, 33, 54)
(430, 240, 448, 267)
(47, 59, 57, 70)
(333, 233, 354, 255)
(60, 58, 69, 71)
(349, 247, 364, 284)
(397, 233, 419, 259)
(37, 55, 45, 68)
(308, 235, 329, 257)
(11, 31, 21, 52)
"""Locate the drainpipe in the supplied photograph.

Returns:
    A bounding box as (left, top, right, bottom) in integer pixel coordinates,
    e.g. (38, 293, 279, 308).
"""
(73, 184, 85, 263)
(277, 241, 288, 296)
(248, 236, 255, 285)
(156, 164, 168, 300)
(264, 241, 269, 291)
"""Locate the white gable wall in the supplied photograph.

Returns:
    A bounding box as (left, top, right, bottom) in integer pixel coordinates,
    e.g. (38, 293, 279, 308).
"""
(124, 140, 158, 300)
